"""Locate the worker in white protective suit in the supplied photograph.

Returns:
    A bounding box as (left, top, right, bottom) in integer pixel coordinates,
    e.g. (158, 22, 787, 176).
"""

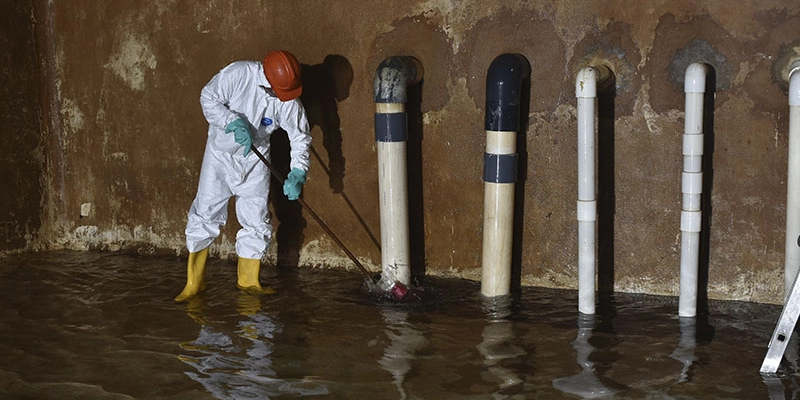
(175, 50, 311, 302)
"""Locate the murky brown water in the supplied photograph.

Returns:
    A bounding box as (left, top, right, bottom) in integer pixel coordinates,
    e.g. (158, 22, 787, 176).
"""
(0, 250, 796, 399)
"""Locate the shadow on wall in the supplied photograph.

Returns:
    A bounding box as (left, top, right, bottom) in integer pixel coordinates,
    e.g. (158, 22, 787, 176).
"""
(597, 71, 617, 311)
(698, 66, 716, 317)
(301, 55, 353, 193)
(270, 55, 356, 268)
(510, 75, 532, 294)
(407, 77, 426, 282)
(302, 56, 380, 251)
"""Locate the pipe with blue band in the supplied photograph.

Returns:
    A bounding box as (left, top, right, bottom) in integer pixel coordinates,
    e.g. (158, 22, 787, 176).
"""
(483, 153, 518, 183)
(481, 53, 529, 298)
(373, 56, 423, 290)
(374, 113, 408, 142)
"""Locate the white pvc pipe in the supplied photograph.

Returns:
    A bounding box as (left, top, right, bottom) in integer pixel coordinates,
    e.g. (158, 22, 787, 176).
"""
(481, 130, 516, 296)
(785, 60, 800, 298)
(679, 62, 707, 317)
(576, 67, 599, 315)
(377, 102, 411, 287)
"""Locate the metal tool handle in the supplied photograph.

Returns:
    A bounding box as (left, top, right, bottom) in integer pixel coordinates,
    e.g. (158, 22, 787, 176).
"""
(250, 145, 373, 280)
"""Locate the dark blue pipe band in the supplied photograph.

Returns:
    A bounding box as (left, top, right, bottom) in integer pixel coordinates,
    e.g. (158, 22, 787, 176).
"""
(483, 153, 518, 183)
(374, 113, 408, 142)
(485, 53, 530, 132)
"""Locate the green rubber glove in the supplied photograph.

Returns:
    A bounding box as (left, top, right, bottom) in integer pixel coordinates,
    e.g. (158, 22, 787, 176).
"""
(283, 168, 307, 200)
(225, 118, 253, 157)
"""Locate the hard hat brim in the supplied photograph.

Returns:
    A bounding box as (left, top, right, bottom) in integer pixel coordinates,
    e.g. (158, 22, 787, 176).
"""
(274, 86, 302, 102)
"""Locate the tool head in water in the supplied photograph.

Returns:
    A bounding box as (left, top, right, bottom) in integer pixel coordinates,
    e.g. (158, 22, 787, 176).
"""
(388, 281, 408, 300)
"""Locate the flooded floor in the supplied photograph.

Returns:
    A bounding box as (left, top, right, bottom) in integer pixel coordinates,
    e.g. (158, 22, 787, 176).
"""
(0, 250, 797, 399)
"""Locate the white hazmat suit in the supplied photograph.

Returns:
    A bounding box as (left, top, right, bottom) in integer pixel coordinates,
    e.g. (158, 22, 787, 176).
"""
(185, 61, 311, 260)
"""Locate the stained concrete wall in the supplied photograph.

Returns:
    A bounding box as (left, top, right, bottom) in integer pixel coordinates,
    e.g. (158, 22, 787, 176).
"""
(15, 1, 800, 304)
(0, 0, 43, 252)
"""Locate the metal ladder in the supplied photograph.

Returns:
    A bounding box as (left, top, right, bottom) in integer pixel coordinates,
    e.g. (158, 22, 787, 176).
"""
(761, 269, 800, 374)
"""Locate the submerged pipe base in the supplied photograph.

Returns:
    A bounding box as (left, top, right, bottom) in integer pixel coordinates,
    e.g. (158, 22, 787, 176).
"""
(388, 281, 409, 300)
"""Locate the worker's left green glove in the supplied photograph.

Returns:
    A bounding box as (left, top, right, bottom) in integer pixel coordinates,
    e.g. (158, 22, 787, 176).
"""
(225, 118, 253, 157)
(283, 168, 307, 200)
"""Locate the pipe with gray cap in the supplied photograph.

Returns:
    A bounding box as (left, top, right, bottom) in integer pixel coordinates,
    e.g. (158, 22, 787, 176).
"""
(373, 56, 423, 295)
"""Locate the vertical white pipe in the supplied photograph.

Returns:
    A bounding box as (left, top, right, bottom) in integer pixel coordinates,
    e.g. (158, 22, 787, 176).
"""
(785, 60, 800, 298)
(679, 62, 707, 317)
(481, 131, 517, 296)
(374, 57, 421, 290)
(576, 67, 598, 315)
(376, 102, 411, 287)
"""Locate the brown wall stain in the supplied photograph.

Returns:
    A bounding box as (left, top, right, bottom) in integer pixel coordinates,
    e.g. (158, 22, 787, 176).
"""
(5, 0, 800, 304)
(0, 0, 43, 251)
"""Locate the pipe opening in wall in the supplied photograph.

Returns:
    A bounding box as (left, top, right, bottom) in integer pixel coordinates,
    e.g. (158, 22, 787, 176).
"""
(772, 42, 800, 92)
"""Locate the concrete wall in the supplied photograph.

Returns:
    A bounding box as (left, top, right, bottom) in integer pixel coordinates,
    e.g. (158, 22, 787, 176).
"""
(0, 0, 43, 252)
(14, 1, 800, 303)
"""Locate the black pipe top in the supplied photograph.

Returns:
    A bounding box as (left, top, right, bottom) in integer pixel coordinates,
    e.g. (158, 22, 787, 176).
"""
(374, 56, 423, 104)
(485, 53, 530, 132)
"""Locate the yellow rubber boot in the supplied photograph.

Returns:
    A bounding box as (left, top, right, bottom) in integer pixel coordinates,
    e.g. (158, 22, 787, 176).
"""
(175, 248, 209, 302)
(237, 257, 277, 295)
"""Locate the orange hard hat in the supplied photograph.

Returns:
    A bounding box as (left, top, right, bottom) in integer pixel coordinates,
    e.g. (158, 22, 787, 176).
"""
(263, 50, 302, 101)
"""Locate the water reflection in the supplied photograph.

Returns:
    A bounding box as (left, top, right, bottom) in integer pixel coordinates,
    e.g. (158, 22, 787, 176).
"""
(762, 374, 797, 400)
(178, 293, 328, 399)
(761, 333, 800, 400)
(0, 251, 789, 399)
(669, 316, 697, 383)
(668, 313, 714, 388)
(477, 295, 529, 397)
(552, 313, 616, 399)
(781, 332, 800, 372)
(378, 308, 428, 400)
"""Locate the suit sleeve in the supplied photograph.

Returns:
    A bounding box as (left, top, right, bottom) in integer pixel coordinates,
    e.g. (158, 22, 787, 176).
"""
(199, 63, 246, 131)
(282, 99, 312, 172)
